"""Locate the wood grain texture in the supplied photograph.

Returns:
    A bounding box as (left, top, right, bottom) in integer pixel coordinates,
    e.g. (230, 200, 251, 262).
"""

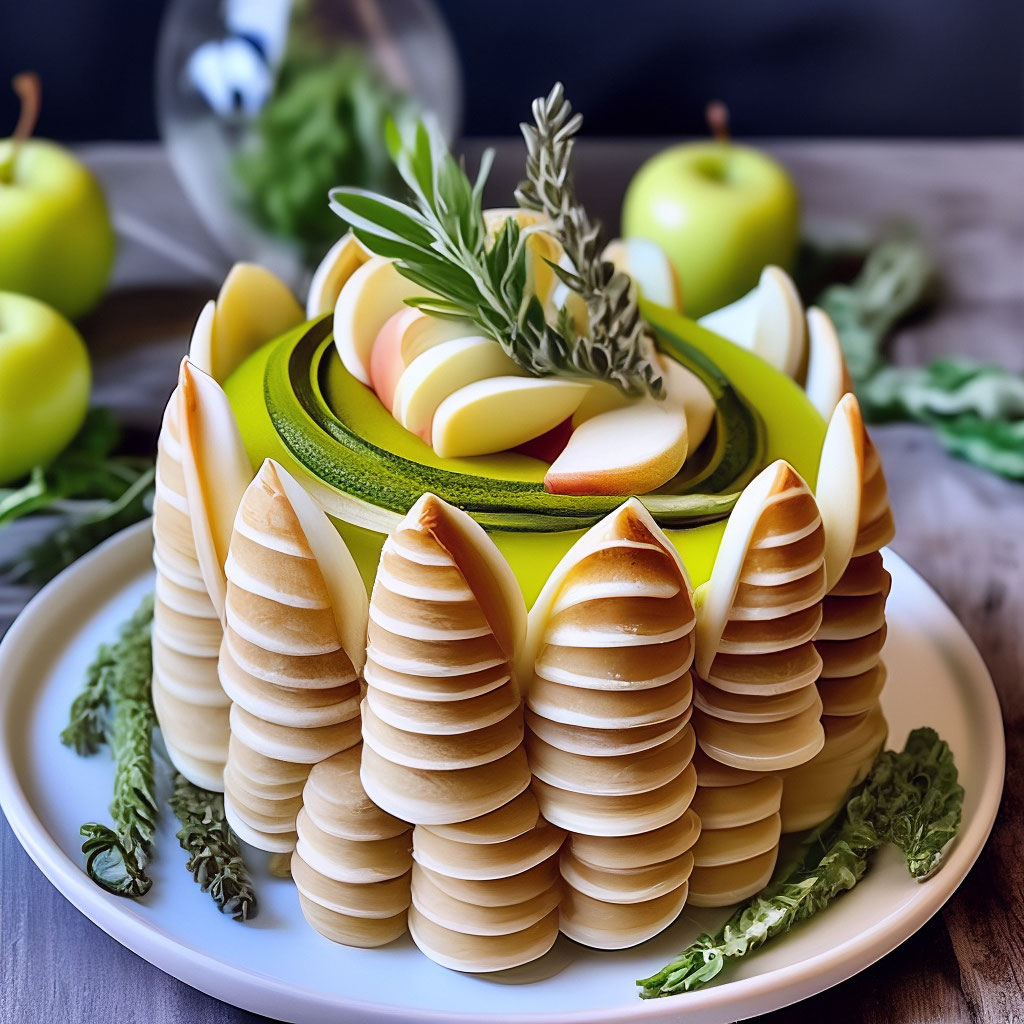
(1, 141, 1022, 1024)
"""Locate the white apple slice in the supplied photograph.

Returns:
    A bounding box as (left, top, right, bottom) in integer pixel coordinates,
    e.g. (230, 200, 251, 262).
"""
(270, 458, 369, 672)
(545, 394, 688, 496)
(804, 307, 852, 421)
(306, 231, 371, 318)
(400, 310, 478, 365)
(698, 265, 806, 379)
(177, 359, 254, 621)
(603, 238, 682, 312)
(192, 263, 304, 383)
(186, 300, 216, 373)
(333, 256, 426, 386)
(572, 380, 631, 427)
(659, 355, 716, 452)
(694, 460, 805, 679)
(431, 377, 590, 459)
(393, 337, 524, 440)
(815, 393, 866, 591)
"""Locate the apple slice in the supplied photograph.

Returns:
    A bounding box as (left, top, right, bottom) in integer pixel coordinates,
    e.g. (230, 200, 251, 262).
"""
(815, 393, 866, 591)
(432, 377, 590, 459)
(572, 380, 631, 427)
(177, 358, 254, 621)
(393, 337, 524, 441)
(603, 238, 682, 312)
(659, 355, 716, 452)
(306, 231, 371, 318)
(369, 307, 422, 413)
(804, 307, 852, 420)
(334, 256, 426, 386)
(698, 265, 805, 379)
(544, 395, 688, 496)
(191, 263, 303, 383)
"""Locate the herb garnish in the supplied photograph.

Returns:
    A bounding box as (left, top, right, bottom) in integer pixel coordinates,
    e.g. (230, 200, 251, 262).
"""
(170, 775, 258, 921)
(0, 409, 155, 585)
(328, 84, 661, 396)
(637, 727, 964, 997)
(516, 83, 663, 397)
(65, 594, 159, 898)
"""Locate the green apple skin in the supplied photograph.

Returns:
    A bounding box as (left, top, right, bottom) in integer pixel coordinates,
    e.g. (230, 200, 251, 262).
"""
(0, 291, 91, 484)
(622, 142, 800, 319)
(0, 139, 115, 320)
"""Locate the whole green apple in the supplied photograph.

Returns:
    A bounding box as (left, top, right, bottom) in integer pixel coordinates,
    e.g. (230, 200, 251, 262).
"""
(622, 141, 800, 319)
(0, 291, 91, 484)
(0, 138, 115, 320)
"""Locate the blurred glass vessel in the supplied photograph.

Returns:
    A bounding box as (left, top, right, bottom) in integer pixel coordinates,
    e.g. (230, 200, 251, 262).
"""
(157, 0, 462, 287)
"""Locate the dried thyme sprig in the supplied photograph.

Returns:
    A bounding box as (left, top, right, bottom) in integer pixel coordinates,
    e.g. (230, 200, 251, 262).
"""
(516, 82, 663, 398)
(74, 594, 159, 898)
(169, 774, 258, 921)
(637, 727, 963, 998)
(329, 87, 661, 396)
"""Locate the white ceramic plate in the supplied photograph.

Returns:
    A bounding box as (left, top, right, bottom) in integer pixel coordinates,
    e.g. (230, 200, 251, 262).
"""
(0, 521, 1004, 1024)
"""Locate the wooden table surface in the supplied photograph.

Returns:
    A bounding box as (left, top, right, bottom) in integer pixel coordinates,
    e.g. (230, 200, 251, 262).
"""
(2, 140, 1022, 1024)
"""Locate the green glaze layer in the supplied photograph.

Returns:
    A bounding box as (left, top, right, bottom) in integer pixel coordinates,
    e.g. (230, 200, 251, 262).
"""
(224, 305, 825, 606)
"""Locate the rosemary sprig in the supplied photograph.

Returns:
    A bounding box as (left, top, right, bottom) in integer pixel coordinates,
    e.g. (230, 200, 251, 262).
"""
(169, 774, 258, 921)
(516, 82, 663, 397)
(60, 641, 115, 757)
(637, 727, 963, 998)
(328, 87, 660, 396)
(73, 594, 159, 898)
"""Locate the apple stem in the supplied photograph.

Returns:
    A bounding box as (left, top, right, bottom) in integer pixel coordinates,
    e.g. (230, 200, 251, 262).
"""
(706, 100, 730, 144)
(1, 72, 41, 184)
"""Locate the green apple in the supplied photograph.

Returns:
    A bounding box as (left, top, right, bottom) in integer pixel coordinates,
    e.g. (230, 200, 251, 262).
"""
(0, 138, 115, 320)
(622, 141, 800, 319)
(0, 291, 91, 484)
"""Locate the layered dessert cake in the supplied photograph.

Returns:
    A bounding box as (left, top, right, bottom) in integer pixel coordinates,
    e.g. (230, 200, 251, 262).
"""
(151, 88, 893, 970)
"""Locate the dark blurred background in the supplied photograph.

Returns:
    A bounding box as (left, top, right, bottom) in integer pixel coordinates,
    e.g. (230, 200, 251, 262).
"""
(2, 0, 1022, 140)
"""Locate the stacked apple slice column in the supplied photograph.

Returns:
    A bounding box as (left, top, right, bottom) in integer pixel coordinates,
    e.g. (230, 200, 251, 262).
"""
(219, 459, 367, 854)
(359, 494, 565, 972)
(780, 395, 895, 831)
(688, 460, 827, 906)
(151, 360, 252, 790)
(523, 500, 700, 948)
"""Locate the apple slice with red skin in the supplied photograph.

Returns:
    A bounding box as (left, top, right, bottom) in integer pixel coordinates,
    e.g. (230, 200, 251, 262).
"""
(544, 396, 688, 496)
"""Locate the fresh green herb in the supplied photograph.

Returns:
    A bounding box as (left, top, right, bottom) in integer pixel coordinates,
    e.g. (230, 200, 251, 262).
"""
(812, 234, 1024, 481)
(637, 727, 963, 998)
(236, 47, 414, 262)
(516, 82, 663, 397)
(71, 595, 159, 898)
(0, 408, 155, 585)
(169, 774, 258, 921)
(329, 85, 660, 396)
(60, 640, 115, 757)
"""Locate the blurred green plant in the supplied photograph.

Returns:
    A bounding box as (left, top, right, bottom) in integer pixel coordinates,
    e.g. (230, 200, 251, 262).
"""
(0, 408, 155, 584)
(234, 46, 414, 263)
(804, 232, 1024, 481)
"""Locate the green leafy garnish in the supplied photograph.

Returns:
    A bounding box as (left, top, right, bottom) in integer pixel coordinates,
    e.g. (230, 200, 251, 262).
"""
(169, 774, 258, 921)
(637, 727, 963, 998)
(329, 85, 661, 396)
(516, 83, 663, 397)
(0, 408, 155, 585)
(813, 234, 1024, 481)
(235, 46, 414, 262)
(66, 594, 158, 898)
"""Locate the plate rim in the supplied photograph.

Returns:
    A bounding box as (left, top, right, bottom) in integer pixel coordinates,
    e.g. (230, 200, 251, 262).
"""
(0, 519, 1005, 1024)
